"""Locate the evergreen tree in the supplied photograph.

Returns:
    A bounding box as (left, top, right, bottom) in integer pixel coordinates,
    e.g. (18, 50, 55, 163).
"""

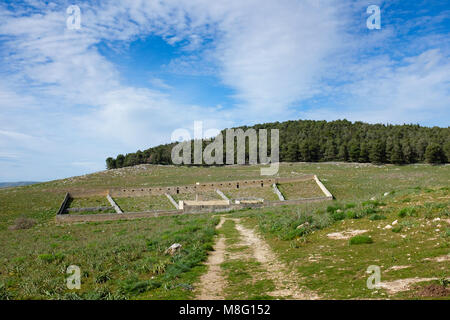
(337, 144, 348, 162)
(106, 119, 449, 169)
(359, 143, 370, 163)
(116, 154, 125, 168)
(369, 141, 385, 164)
(390, 143, 404, 164)
(105, 157, 116, 169)
(348, 140, 360, 162)
(425, 143, 446, 164)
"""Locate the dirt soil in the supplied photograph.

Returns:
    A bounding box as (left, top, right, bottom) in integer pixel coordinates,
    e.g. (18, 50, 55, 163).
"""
(416, 284, 450, 297)
(195, 217, 318, 300)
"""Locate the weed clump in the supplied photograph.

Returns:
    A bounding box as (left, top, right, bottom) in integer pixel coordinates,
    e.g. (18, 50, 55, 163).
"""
(38, 252, 65, 263)
(8, 217, 36, 230)
(349, 235, 373, 245)
(369, 214, 386, 221)
(331, 211, 346, 221)
(398, 207, 417, 218)
(119, 276, 161, 295)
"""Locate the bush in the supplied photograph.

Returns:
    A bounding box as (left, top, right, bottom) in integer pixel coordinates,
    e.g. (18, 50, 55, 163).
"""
(8, 217, 36, 230)
(349, 235, 373, 245)
(346, 210, 365, 219)
(362, 200, 386, 207)
(331, 211, 346, 221)
(346, 210, 358, 219)
(326, 204, 342, 213)
(369, 214, 386, 221)
(361, 207, 377, 216)
(392, 226, 402, 233)
(398, 207, 417, 218)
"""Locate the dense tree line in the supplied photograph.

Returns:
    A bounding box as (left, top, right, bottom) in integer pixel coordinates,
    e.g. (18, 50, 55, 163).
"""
(106, 119, 450, 169)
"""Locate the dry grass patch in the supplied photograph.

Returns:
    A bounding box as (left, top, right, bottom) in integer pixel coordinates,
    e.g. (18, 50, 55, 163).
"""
(277, 179, 324, 199)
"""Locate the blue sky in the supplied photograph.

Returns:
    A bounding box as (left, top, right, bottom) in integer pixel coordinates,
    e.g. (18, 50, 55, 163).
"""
(0, 0, 449, 181)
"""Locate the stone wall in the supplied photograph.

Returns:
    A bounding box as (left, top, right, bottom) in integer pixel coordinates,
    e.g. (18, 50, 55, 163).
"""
(64, 174, 315, 198)
(55, 209, 182, 223)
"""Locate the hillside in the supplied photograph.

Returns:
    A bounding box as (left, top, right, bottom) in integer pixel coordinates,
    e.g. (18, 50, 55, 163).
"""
(106, 120, 450, 169)
(0, 162, 448, 300)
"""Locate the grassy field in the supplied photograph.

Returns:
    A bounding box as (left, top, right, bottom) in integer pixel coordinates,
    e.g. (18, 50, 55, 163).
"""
(224, 186, 279, 201)
(277, 179, 324, 199)
(229, 186, 449, 299)
(0, 162, 448, 299)
(114, 195, 174, 212)
(0, 214, 219, 299)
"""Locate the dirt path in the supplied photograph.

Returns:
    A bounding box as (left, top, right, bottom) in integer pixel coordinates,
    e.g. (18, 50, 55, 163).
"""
(233, 219, 319, 299)
(195, 217, 318, 300)
(196, 217, 227, 299)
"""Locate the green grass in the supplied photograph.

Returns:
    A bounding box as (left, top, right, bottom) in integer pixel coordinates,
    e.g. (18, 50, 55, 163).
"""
(0, 162, 449, 299)
(228, 186, 449, 299)
(349, 235, 373, 245)
(114, 195, 174, 212)
(0, 214, 219, 299)
(277, 180, 324, 199)
(224, 187, 279, 201)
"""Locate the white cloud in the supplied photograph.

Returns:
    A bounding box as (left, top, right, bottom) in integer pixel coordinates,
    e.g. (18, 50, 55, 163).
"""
(0, 0, 448, 180)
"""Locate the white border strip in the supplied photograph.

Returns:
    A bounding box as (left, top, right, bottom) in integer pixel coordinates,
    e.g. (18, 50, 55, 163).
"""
(313, 175, 333, 199)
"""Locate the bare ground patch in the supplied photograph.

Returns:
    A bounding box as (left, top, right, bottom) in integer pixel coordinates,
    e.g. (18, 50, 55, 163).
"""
(378, 277, 438, 294)
(196, 217, 227, 300)
(327, 229, 368, 240)
(233, 220, 319, 299)
(423, 254, 450, 262)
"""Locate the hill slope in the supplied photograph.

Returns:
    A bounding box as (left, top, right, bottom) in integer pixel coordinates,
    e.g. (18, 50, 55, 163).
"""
(0, 162, 448, 300)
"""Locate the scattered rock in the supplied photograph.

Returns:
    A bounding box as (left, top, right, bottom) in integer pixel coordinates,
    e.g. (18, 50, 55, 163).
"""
(165, 243, 182, 255)
(378, 277, 438, 294)
(433, 217, 441, 222)
(392, 220, 398, 225)
(383, 192, 389, 197)
(297, 222, 310, 229)
(386, 265, 411, 272)
(384, 224, 392, 230)
(370, 197, 376, 201)
(327, 229, 368, 240)
(423, 254, 450, 262)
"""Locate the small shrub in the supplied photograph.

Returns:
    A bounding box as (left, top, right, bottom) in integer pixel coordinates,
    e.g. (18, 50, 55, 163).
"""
(8, 217, 36, 230)
(345, 203, 356, 209)
(346, 210, 365, 219)
(331, 211, 346, 221)
(369, 214, 386, 221)
(38, 252, 65, 263)
(326, 204, 342, 213)
(398, 207, 417, 218)
(362, 200, 386, 207)
(349, 235, 373, 245)
(392, 226, 403, 233)
(361, 207, 377, 216)
(346, 210, 358, 219)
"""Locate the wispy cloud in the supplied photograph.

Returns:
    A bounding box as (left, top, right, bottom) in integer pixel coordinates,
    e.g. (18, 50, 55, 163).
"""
(0, 0, 448, 180)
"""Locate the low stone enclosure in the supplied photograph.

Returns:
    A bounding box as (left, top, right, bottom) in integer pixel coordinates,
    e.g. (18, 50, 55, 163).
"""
(55, 174, 333, 223)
